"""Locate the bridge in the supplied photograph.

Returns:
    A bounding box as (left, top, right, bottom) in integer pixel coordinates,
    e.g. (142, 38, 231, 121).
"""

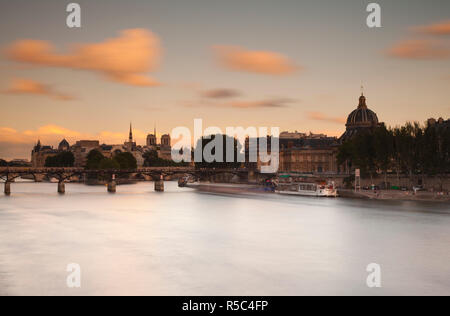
(0, 167, 259, 195)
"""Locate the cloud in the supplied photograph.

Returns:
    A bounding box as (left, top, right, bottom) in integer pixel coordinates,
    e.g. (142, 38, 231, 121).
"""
(3, 78, 75, 100)
(185, 97, 293, 109)
(5, 29, 162, 87)
(307, 112, 346, 124)
(201, 89, 242, 99)
(213, 45, 299, 75)
(0, 124, 150, 160)
(228, 98, 292, 108)
(412, 20, 450, 35)
(386, 39, 450, 60)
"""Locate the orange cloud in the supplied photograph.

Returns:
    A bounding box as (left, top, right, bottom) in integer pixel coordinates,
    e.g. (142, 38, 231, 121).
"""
(386, 39, 450, 60)
(412, 20, 450, 35)
(0, 125, 148, 146)
(213, 45, 299, 75)
(5, 29, 162, 87)
(307, 112, 346, 124)
(3, 78, 75, 100)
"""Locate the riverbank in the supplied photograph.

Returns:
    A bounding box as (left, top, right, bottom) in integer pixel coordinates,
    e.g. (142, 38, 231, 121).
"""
(338, 189, 450, 202)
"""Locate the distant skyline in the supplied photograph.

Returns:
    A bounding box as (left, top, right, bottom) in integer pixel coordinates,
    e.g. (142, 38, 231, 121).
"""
(1, 0, 450, 159)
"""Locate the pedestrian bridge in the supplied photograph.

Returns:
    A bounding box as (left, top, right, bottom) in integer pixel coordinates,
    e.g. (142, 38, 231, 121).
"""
(0, 167, 257, 195)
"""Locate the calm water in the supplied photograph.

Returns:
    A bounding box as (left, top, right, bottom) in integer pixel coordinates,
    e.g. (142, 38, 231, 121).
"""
(0, 181, 449, 296)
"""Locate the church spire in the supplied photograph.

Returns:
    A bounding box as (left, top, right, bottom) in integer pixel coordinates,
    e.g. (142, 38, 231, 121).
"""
(129, 122, 133, 142)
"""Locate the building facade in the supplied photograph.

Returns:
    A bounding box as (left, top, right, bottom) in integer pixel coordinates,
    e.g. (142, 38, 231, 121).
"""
(275, 92, 382, 175)
(278, 135, 339, 174)
(31, 140, 59, 168)
(31, 124, 173, 168)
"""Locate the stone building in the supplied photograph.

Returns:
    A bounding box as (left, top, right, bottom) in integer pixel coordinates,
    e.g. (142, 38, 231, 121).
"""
(31, 140, 59, 167)
(144, 130, 172, 160)
(262, 92, 383, 175)
(159, 134, 172, 160)
(30, 124, 173, 168)
(72, 140, 101, 167)
(245, 133, 339, 174)
(278, 135, 339, 174)
(146, 133, 157, 149)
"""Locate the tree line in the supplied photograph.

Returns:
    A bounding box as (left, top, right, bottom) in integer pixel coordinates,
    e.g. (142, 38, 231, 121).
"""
(337, 121, 450, 188)
(42, 148, 186, 169)
(85, 150, 137, 170)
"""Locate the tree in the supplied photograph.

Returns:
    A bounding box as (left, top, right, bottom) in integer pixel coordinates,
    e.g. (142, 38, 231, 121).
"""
(86, 150, 105, 169)
(338, 120, 450, 190)
(0, 159, 7, 167)
(194, 134, 242, 169)
(373, 125, 393, 188)
(351, 131, 377, 181)
(143, 150, 188, 167)
(45, 152, 75, 167)
(99, 158, 120, 170)
(113, 152, 137, 170)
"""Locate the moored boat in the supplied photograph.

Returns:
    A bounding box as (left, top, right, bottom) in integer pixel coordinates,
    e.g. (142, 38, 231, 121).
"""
(275, 181, 338, 197)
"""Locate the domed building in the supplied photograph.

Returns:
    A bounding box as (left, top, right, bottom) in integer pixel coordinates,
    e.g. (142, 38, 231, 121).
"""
(340, 93, 382, 142)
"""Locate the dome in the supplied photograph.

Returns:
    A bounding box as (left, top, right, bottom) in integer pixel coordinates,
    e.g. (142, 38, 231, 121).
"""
(346, 94, 379, 128)
(340, 93, 382, 142)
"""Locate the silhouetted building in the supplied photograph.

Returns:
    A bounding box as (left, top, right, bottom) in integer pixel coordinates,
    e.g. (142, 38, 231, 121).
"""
(58, 139, 70, 151)
(31, 140, 58, 167)
(340, 93, 382, 142)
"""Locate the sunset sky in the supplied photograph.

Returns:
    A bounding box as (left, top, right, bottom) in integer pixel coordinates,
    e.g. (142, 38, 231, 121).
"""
(1, 0, 449, 159)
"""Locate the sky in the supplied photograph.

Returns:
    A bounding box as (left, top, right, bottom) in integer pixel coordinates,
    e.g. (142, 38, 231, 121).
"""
(0, 0, 449, 160)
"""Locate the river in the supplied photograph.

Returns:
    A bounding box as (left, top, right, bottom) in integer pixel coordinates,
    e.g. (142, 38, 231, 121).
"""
(0, 181, 449, 296)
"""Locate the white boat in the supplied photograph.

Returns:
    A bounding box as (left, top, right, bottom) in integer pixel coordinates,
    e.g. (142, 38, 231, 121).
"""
(276, 181, 338, 197)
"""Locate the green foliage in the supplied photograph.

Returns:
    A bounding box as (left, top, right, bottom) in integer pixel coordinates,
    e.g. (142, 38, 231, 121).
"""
(85, 150, 137, 170)
(0, 159, 7, 167)
(99, 158, 120, 170)
(86, 150, 105, 169)
(113, 152, 137, 170)
(45, 151, 75, 167)
(338, 122, 450, 179)
(143, 150, 188, 167)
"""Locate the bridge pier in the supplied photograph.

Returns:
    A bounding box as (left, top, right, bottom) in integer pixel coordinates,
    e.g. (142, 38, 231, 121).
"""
(108, 180, 117, 193)
(248, 170, 257, 184)
(4, 181, 11, 196)
(155, 175, 164, 192)
(108, 174, 117, 193)
(58, 181, 65, 194)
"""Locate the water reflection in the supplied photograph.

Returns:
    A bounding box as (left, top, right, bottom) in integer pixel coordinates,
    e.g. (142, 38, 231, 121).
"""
(0, 181, 449, 295)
